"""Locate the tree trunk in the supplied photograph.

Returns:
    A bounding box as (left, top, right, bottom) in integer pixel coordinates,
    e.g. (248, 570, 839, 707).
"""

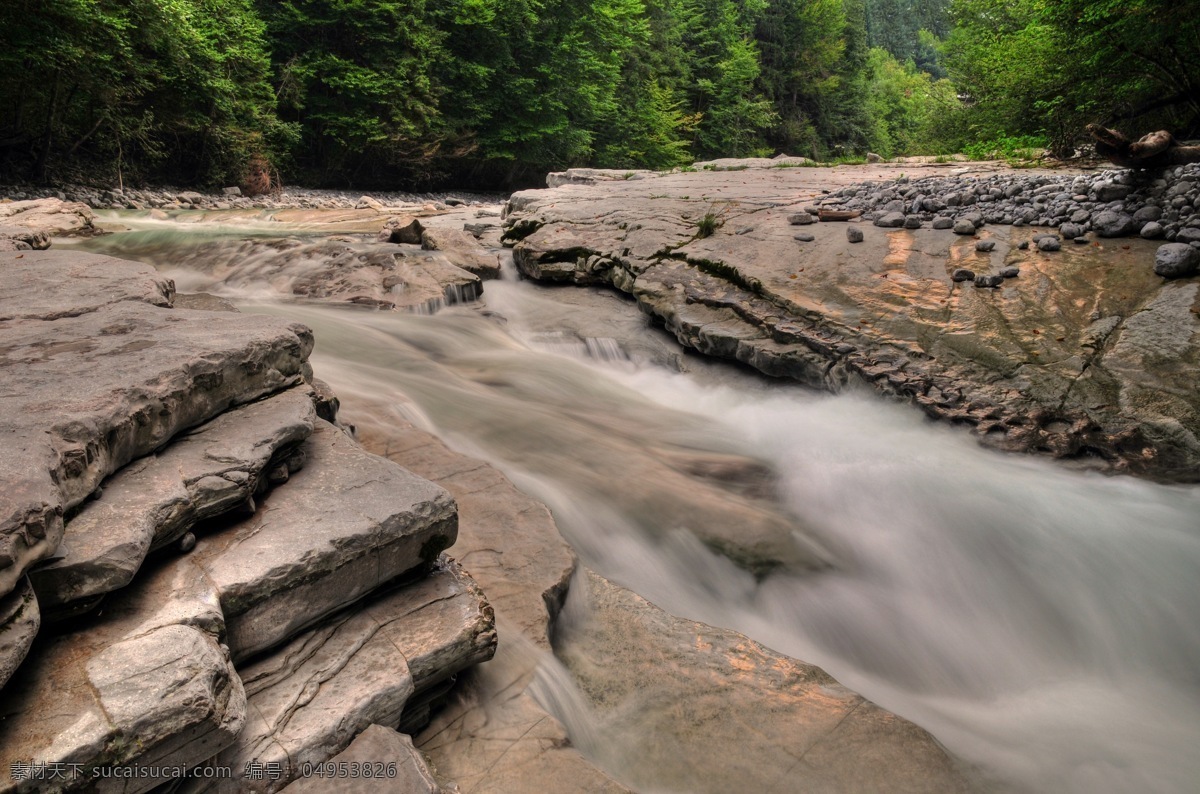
(1087, 124, 1200, 168)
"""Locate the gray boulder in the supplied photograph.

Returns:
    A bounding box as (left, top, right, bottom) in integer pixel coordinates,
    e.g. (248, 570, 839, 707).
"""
(1059, 222, 1086, 240)
(847, 226, 864, 243)
(932, 217, 953, 230)
(421, 227, 502, 279)
(1141, 222, 1165, 239)
(953, 219, 977, 235)
(1093, 210, 1136, 238)
(379, 215, 425, 244)
(874, 212, 906, 228)
(1154, 243, 1200, 278)
(787, 212, 816, 225)
(1037, 236, 1062, 251)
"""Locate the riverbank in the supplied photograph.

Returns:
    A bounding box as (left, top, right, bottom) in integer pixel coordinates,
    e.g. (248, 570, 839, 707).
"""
(504, 160, 1200, 481)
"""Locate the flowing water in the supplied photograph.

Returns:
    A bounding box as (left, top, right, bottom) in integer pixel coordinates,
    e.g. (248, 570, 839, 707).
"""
(70, 213, 1200, 793)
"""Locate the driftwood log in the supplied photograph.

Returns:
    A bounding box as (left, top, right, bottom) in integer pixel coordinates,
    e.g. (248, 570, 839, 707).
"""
(1087, 124, 1200, 168)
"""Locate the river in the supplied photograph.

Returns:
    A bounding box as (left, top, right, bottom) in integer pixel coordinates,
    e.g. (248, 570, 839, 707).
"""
(70, 210, 1200, 793)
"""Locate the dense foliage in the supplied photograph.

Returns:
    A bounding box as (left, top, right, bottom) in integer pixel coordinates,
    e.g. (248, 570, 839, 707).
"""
(0, 0, 1195, 188)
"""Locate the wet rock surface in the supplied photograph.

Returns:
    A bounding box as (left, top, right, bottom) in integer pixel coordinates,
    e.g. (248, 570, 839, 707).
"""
(557, 569, 978, 793)
(505, 164, 1200, 480)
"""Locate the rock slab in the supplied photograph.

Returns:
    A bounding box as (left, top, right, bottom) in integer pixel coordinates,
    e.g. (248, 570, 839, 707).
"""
(0, 251, 313, 599)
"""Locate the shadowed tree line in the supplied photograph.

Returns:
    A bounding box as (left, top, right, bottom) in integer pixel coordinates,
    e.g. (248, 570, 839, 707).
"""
(0, 0, 1194, 189)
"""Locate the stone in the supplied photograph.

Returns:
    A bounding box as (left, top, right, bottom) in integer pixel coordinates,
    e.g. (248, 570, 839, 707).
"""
(951, 268, 975, 282)
(874, 211, 906, 228)
(904, 215, 922, 229)
(556, 570, 976, 793)
(280, 726, 444, 794)
(1095, 182, 1133, 202)
(378, 215, 425, 244)
(0, 225, 50, 250)
(1141, 222, 1166, 239)
(0, 559, 246, 792)
(975, 240, 996, 252)
(1037, 236, 1061, 251)
(189, 557, 494, 793)
(421, 228, 502, 279)
(1000, 266, 1020, 278)
(1176, 227, 1200, 245)
(787, 212, 816, 225)
(547, 168, 654, 187)
(932, 216, 954, 230)
(222, 186, 242, 197)
(1093, 210, 1137, 238)
(28, 387, 317, 613)
(1059, 222, 1085, 240)
(793, 233, 815, 242)
(179, 191, 206, 204)
(1133, 206, 1163, 224)
(847, 226, 864, 243)
(866, 152, 883, 163)
(356, 195, 385, 211)
(1018, 240, 1030, 250)
(953, 219, 977, 235)
(0, 251, 313, 599)
(1153, 243, 1200, 279)
(189, 420, 457, 662)
(0, 577, 39, 689)
(974, 274, 1003, 288)
(0, 197, 94, 237)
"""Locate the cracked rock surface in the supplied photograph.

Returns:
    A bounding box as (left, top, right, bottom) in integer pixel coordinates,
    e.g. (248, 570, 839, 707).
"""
(505, 165, 1200, 480)
(0, 250, 313, 609)
(28, 387, 317, 615)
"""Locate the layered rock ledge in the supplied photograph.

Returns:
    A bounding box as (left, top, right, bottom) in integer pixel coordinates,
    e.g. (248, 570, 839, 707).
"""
(504, 164, 1200, 481)
(0, 250, 497, 792)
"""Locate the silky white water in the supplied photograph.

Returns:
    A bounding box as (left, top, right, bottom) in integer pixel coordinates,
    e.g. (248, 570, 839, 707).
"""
(73, 219, 1200, 793)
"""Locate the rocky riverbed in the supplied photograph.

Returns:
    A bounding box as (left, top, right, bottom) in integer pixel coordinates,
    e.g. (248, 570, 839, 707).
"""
(0, 189, 978, 792)
(504, 161, 1200, 480)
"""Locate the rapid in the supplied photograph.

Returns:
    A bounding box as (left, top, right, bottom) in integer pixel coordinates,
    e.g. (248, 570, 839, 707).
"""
(69, 211, 1200, 793)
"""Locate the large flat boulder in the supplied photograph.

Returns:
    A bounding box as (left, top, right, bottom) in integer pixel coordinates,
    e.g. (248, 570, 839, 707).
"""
(505, 167, 1200, 480)
(558, 569, 977, 793)
(189, 420, 457, 662)
(28, 387, 317, 614)
(0, 558, 246, 794)
(0, 197, 94, 237)
(186, 557, 493, 793)
(0, 251, 314, 599)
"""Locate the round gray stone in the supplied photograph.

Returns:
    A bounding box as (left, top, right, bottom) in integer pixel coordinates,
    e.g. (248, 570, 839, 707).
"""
(847, 226, 864, 243)
(1154, 243, 1200, 278)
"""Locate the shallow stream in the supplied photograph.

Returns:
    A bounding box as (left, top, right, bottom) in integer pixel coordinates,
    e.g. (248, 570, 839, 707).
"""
(69, 212, 1200, 793)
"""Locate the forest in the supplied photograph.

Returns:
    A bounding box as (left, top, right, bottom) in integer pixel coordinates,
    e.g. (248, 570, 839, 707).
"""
(0, 0, 1197, 189)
